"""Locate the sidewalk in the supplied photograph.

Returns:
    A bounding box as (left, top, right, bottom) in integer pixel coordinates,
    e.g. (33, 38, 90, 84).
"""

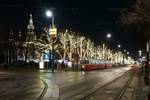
(132, 70, 148, 100)
(112, 67, 148, 100)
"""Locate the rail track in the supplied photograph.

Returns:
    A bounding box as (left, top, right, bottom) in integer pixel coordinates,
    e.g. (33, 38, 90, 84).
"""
(37, 79, 48, 100)
(80, 68, 137, 100)
(115, 68, 136, 100)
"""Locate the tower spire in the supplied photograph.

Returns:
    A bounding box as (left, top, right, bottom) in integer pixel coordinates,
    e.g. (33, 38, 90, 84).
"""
(26, 13, 36, 42)
(27, 13, 34, 33)
(29, 14, 33, 25)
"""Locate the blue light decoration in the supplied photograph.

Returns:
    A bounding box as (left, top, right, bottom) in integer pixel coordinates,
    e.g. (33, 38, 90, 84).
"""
(43, 51, 50, 62)
(48, 31, 50, 38)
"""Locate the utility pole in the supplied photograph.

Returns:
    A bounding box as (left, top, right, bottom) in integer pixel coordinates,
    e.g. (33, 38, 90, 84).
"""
(145, 41, 150, 85)
(46, 10, 57, 73)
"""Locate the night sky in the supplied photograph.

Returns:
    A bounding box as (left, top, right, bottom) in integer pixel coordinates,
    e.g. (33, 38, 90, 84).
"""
(0, 0, 144, 57)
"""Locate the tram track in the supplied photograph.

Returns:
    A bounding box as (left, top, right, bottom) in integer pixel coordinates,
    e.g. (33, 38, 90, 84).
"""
(0, 78, 48, 100)
(72, 68, 137, 100)
(37, 79, 48, 100)
(0, 67, 136, 100)
(0, 71, 50, 100)
(115, 68, 136, 100)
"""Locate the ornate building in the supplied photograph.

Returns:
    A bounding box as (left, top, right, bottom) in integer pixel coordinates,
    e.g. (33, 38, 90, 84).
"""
(26, 14, 36, 42)
(6, 14, 37, 65)
(6, 30, 15, 64)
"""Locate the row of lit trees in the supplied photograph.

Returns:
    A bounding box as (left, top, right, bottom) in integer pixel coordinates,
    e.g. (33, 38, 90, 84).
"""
(32, 10, 134, 65)
(34, 29, 134, 64)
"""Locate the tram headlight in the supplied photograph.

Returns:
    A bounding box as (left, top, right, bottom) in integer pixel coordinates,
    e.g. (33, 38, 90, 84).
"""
(82, 65, 85, 68)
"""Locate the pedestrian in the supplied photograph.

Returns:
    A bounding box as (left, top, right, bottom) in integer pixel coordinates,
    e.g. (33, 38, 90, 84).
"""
(61, 61, 65, 69)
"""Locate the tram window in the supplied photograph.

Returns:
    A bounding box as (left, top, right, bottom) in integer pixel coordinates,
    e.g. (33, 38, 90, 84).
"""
(80, 60, 89, 64)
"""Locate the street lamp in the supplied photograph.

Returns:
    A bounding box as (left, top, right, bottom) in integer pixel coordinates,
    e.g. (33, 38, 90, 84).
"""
(46, 10, 52, 17)
(117, 44, 121, 48)
(138, 50, 142, 56)
(46, 10, 56, 72)
(123, 49, 127, 64)
(106, 33, 111, 39)
(106, 33, 112, 49)
(138, 50, 142, 63)
(124, 50, 126, 52)
(46, 10, 54, 28)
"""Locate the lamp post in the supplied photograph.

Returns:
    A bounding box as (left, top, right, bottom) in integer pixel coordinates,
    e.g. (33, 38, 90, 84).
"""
(46, 10, 55, 28)
(138, 50, 142, 57)
(123, 49, 127, 64)
(105, 33, 112, 61)
(46, 10, 57, 72)
(145, 41, 150, 84)
(116, 44, 122, 64)
(106, 33, 112, 49)
(138, 50, 142, 63)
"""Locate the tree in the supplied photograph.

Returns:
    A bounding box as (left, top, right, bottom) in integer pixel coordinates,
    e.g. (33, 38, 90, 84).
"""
(34, 27, 61, 60)
(121, 0, 150, 41)
(34, 28, 132, 65)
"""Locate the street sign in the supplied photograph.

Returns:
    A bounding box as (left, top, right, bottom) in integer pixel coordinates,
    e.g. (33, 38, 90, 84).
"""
(49, 28, 57, 37)
(43, 51, 49, 62)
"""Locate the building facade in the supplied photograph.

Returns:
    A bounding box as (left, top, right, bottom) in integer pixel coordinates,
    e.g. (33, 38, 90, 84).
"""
(5, 14, 37, 65)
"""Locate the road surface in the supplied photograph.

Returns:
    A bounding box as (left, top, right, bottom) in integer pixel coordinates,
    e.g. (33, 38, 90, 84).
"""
(0, 67, 131, 100)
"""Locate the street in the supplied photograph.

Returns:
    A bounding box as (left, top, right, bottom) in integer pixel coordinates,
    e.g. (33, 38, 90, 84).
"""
(0, 67, 132, 100)
(0, 0, 149, 99)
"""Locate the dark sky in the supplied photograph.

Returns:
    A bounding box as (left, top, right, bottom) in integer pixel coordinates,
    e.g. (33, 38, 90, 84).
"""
(0, 0, 143, 56)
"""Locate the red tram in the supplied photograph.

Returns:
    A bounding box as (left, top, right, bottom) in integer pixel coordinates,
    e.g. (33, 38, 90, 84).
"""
(80, 59, 112, 71)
